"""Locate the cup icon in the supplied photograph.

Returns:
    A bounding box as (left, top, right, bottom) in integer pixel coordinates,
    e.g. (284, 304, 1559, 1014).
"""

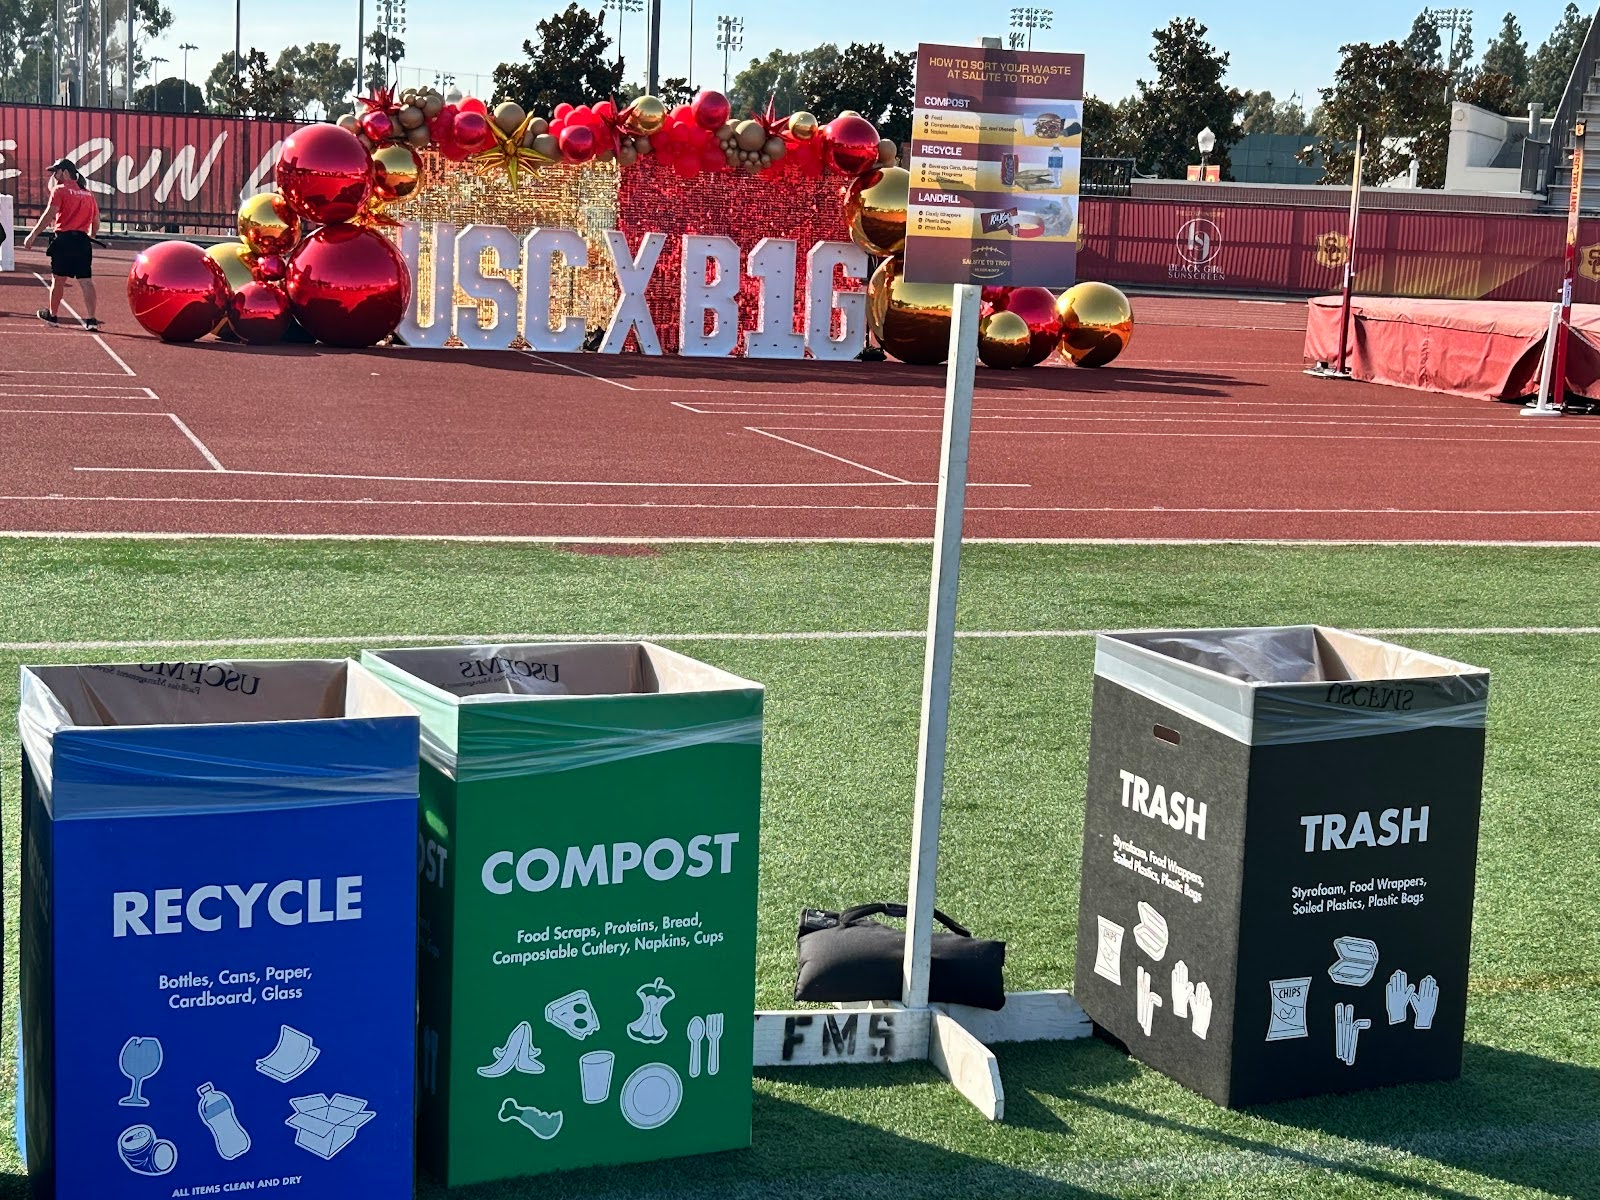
(579, 1050, 615, 1104)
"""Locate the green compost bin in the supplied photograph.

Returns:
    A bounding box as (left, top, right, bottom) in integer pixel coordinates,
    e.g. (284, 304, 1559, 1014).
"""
(362, 643, 763, 1186)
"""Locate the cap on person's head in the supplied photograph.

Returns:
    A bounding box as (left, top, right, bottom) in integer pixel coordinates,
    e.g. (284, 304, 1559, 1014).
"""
(46, 157, 77, 174)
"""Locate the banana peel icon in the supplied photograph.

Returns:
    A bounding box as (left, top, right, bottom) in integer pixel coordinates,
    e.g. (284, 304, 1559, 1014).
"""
(478, 1021, 544, 1078)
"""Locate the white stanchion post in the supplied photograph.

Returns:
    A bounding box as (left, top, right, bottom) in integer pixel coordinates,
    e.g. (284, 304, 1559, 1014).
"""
(902, 282, 981, 1011)
(1526, 301, 1564, 416)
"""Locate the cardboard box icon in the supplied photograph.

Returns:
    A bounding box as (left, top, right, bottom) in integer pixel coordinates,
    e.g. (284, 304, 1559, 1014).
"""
(287, 1094, 377, 1160)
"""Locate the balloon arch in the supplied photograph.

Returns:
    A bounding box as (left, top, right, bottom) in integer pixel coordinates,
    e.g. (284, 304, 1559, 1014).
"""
(127, 85, 1133, 369)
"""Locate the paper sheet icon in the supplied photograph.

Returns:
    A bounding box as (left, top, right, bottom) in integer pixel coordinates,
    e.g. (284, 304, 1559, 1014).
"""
(256, 1025, 320, 1084)
(286, 1093, 375, 1160)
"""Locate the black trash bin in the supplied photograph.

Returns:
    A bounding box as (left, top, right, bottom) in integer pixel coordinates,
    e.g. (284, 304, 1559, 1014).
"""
(1073, 626, 1490, 1107)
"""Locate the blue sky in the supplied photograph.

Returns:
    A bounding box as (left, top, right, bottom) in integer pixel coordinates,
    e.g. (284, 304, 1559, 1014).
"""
(158, 2, 1580, 109)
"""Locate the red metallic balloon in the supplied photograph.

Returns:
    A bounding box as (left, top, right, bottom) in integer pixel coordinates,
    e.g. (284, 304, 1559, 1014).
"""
(252, 253, 287, 281)
(559, 124, 597, 163)
(126, 241, 228, 342)
(459, 95, 489, 117)
(692, 90, 732, 130)
(1003, 286, 1065, 366)
(823, 114, 881, 175)
(275, 123, 373, 225)
(226, 281, 292, 345)
(285, 223, 411, 348)
(981, 285, 1011, 310)
(451, 110, 493, 153)
(359, 109, 396, 144)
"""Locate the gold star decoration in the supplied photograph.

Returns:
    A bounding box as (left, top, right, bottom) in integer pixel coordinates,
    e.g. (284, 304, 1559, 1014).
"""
(472, 112, 560, 189)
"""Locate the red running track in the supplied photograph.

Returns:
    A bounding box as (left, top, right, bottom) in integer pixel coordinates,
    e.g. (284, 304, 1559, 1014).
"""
(2, 250, 1598, 543)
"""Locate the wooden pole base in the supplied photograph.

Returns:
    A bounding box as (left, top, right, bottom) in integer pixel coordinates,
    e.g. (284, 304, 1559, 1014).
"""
(752, 989, 1091, 1121)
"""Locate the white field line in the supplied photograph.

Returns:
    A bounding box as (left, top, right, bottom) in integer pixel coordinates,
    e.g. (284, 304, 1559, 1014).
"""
(33, 270, 137, 376)
(0, 370, 124, 376)
(5, 494, 1596, 518)
(0, 408, 170, 416)
(2, 532, 1598, 547)
(754, 424, 1600, 447)
(4, 625, 1598, 654)
(745, 426, 910, 483)
(523, 351, 639, 389)
(167, 415, 226, 471)
(0, 383, 155, 392)
(677, 395, 1487, 413)
(65, 467, 1027, 489)
(690, 407, 1539, 430)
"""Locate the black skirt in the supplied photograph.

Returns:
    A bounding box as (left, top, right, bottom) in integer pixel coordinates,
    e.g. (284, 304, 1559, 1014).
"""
(48, 230, 93, 279)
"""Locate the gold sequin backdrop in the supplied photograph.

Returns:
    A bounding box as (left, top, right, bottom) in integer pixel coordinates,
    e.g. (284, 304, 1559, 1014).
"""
(390, 154, 622, 338)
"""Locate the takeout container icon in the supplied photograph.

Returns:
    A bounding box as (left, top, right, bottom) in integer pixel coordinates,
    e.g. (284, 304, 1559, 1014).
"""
(286, 1094, 376, 1160)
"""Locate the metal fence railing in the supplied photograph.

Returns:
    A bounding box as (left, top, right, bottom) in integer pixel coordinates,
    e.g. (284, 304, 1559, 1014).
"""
(1081, 157, 1134, 197)
(0, 101, 304, 233)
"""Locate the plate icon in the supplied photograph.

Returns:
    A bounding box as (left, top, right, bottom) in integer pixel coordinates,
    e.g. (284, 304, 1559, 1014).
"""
(619, 1063, 682, 1130)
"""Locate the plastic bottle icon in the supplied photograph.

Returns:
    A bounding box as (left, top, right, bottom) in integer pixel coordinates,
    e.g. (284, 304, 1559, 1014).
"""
(197, 1082, 250, 1161)
(1047, 146, 1064, 187)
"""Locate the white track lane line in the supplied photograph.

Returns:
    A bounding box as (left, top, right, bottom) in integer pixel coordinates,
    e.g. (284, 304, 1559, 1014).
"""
(167, 415, 226, 471)
(752, 425, 1600, 446)
(32, 271, 137, 376)
(66, 467, 1027, 488)
(744, 427, 911, 483)
(522, 351, 639, 389)
(2, 625, 1595, 654)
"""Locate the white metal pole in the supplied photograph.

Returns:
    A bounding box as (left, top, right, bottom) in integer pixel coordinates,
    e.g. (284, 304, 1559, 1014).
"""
(901, 282, 981, 1010)
(1527, 301, 1564, 416)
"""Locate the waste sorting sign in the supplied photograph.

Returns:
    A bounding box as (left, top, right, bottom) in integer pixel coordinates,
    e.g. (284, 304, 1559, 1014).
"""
(1072, 627, 1490, 1107)
(16, 659, 419, 1199)
(362, 643, 763, 1186)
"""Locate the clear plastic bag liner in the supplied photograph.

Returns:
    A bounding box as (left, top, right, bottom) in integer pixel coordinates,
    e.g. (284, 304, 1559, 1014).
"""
(362, 643, 763, 780)
(19, 660, 419, 817)
(1096, 626, 1489, 746)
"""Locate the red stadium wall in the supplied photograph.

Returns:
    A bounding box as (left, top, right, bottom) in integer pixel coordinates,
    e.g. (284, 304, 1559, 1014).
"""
(3, 102, 1597, 304)
(0, 102, 301, 229)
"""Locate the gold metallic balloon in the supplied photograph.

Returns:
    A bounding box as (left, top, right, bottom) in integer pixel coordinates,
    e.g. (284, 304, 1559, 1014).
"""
(237, 191, 300, 256)
(371, 141, 423, 203)
(628, 95, 667, 135)
(205, 241, 257, 294)
(1056, 281, 1134, 367)
(845, 166, 909, 258)
(867, 257, 954, 366)
(877, 137, 898, 166)
(790, 111, 819, 140)
(493, 101, 526, 135)
(978, 309, 1033, 369)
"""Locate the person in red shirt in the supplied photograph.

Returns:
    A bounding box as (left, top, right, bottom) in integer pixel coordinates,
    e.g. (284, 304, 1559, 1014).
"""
(23, 157, 102, 329)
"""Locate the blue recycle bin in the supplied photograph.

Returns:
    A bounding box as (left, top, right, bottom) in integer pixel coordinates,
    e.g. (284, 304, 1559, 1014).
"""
(16, 659, 420, 1200)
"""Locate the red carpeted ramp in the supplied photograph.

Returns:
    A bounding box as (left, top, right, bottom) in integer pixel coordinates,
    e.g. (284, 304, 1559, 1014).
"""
(1303, 295, 1600, 401)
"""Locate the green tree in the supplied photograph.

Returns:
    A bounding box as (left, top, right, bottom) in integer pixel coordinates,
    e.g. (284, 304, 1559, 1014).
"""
(1479, 13, 1529, 102)
(491, 3, 623, 114)
(1082, 94, 1140, 159)
(1527, 2, 1590, 111)
(728, 45, 850, 114)
(1237, 89, 1313, 135)
(659, 76, 693, 106)
(1310, 39, 1450, 187)
(206, 47, 297, 118)
(799, 41, 913, 142)
(1125, 17, 1242, 178)
(0, 0, 173, 104)
(132, 73, 205, 111)
(363, 30, 405, 91)
(1403, 9, 1442, 68)
(278, 41, 356, 118)
(1459, 70, 1518, 114)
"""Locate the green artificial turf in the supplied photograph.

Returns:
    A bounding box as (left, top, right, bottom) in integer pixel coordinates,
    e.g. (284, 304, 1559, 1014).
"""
(0, 538, 1596, 1198)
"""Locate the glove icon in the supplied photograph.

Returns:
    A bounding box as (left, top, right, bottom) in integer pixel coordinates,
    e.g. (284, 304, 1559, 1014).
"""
(1190, 981, 1213, 1041)
(1411, 975, 1439, 1030)
(1136, 965, 1163, 1036)
(1334, 1002, 1371, 1067)
(1385, 970, 1415, 1025)
(1171, 960, 1192, 1020)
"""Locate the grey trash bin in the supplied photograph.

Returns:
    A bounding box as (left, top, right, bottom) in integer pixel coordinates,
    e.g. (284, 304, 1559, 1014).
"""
(1072, 626, 1490, 1107)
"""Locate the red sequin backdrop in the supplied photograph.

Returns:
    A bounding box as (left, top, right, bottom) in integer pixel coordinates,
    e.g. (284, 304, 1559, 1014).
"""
(616, 166, 863, 353)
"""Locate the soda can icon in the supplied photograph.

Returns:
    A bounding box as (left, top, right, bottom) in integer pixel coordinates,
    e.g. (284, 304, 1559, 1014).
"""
(1001, 154, 1019, 186)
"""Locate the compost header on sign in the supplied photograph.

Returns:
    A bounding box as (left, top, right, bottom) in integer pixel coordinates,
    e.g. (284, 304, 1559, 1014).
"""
(904, 43, 1085, 288)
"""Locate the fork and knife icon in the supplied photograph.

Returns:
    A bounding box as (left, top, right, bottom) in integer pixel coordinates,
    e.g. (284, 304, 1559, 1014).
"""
(686, 1013, 724, 1078)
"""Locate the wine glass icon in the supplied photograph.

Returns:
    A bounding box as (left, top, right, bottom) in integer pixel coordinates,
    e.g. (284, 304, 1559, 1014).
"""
(118, 1037, 164, 1107)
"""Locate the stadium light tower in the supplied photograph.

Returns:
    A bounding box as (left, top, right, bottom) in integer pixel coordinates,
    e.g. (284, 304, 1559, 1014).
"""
(148, 54, 167, 109)
(602, 0, 644, 76)
(1008, 7, 1052, 51)
(716, 14, 742, 94)
(1434, 7, 1471, 102)
(377, 0, 406, 86)
(180, 42, 197, 110)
